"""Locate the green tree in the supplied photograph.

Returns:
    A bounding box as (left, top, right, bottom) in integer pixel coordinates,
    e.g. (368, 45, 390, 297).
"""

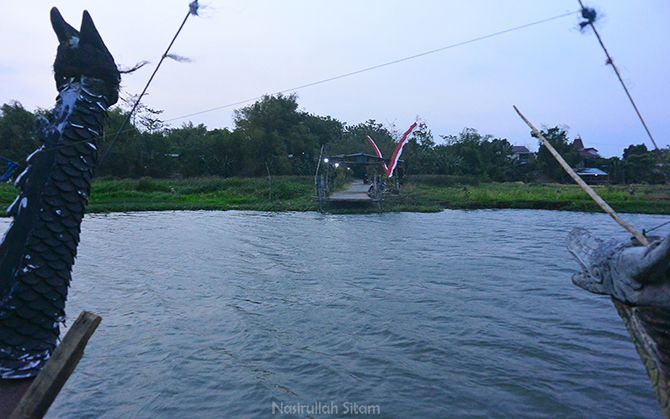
(234, 94, 325, 176)
(479, 137, 514, 181)
(623, 144, 648, 160)
(620, 143, 666, 184)
(97, 108, 144, 177)
(438, 128, 485, 176)
(331, 120, 395, 158)
(593, 156, 624, 184)
(0, 102, 40, 163)
(403, 121, 437, 174)
(535, 127, 580, 182)
(165, 123, 210, 177)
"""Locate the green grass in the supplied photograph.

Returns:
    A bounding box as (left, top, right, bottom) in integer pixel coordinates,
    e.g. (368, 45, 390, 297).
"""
(92, 176, 320, 213)
(0, 177, 318, 215)
(389, 180, 670, 214)
(1, 176, 669, 215)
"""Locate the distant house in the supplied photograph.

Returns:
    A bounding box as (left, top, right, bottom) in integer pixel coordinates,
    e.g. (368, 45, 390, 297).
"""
(576, 167, 608, 184)
(511, 145, 533, 165)
(572, 136, 601, 161)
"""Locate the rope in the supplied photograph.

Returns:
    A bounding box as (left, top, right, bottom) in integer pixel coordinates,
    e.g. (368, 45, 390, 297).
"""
(644, 220, 670, 236)
(578, 0, 659, 151)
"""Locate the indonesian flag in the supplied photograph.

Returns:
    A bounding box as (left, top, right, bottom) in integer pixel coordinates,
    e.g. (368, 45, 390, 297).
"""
(366, 135, 389, 173)
(386, 122, 417, 178)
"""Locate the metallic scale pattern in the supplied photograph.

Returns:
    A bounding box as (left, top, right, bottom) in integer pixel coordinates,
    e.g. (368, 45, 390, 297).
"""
(0, 8, 119, 378)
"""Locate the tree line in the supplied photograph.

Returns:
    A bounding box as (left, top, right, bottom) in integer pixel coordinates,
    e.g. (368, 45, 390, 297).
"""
(0, 94, 665, 183)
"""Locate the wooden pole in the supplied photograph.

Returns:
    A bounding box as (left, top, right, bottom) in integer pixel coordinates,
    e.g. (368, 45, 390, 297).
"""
(314, 145, 325, 207)
(265, 161, 272, 202)
(314, 145, 324, 190)
(10, 311, 102, 419)
(513, 105, 649, 246)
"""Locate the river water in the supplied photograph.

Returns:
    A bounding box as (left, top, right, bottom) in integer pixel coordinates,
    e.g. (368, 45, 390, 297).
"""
(1, 209, 667, 418)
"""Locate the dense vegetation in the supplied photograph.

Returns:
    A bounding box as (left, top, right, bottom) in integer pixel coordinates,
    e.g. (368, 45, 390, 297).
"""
(1, 177, 668, 215)
(1, 94, 666, 184)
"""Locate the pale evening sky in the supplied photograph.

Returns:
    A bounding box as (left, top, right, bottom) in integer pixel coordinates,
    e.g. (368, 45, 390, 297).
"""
(0, 1, 668, 157)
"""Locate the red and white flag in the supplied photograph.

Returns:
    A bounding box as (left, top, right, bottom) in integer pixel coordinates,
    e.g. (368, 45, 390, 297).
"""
(386, 122, 417, 178)
(366, 135, 389, 173)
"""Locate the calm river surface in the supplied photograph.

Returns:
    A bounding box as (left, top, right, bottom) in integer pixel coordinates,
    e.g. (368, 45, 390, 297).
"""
(2, 209, 667, 418)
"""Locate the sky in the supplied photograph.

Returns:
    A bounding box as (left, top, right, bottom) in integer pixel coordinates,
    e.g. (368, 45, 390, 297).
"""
(0, 1, 668, 157)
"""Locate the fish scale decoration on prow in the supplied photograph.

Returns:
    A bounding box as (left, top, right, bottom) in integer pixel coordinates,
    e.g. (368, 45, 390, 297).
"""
(568, 228, 670, 417)
(0, 8, 119, 379)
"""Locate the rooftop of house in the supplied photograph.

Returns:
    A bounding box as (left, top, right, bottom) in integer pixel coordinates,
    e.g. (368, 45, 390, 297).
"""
(576, 167, 608, 176)
(573, 136, 601, 159)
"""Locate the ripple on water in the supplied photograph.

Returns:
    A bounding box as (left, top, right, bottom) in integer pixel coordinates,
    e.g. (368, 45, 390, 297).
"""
(0, 209, 664, 418)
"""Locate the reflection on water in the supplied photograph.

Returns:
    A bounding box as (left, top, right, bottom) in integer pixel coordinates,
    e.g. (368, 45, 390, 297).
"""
(1, 209, 666, 418)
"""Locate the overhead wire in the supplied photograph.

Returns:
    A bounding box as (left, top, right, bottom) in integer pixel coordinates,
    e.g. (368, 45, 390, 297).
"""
(163, 9, 580, 123)
(6, 8, 581, 167)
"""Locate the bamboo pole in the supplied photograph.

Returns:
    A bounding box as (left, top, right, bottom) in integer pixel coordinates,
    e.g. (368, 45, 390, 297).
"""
(513, 106, 649, 246)
(577, 0, 659, 151)
(10, 311, 102, 419)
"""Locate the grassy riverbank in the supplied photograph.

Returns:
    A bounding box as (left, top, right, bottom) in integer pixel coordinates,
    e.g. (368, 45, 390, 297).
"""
(393, 177, 670, 214)
(1, 176, 669, 215)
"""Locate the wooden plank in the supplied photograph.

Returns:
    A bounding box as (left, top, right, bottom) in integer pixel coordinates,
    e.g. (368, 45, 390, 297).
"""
(10, 311, 102, 419)
(328, 180, 374, 202)
(0, 380, 33, 418)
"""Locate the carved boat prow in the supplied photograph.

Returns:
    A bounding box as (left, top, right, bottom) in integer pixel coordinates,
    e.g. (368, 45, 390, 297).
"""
(569, 227, 670, 417)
